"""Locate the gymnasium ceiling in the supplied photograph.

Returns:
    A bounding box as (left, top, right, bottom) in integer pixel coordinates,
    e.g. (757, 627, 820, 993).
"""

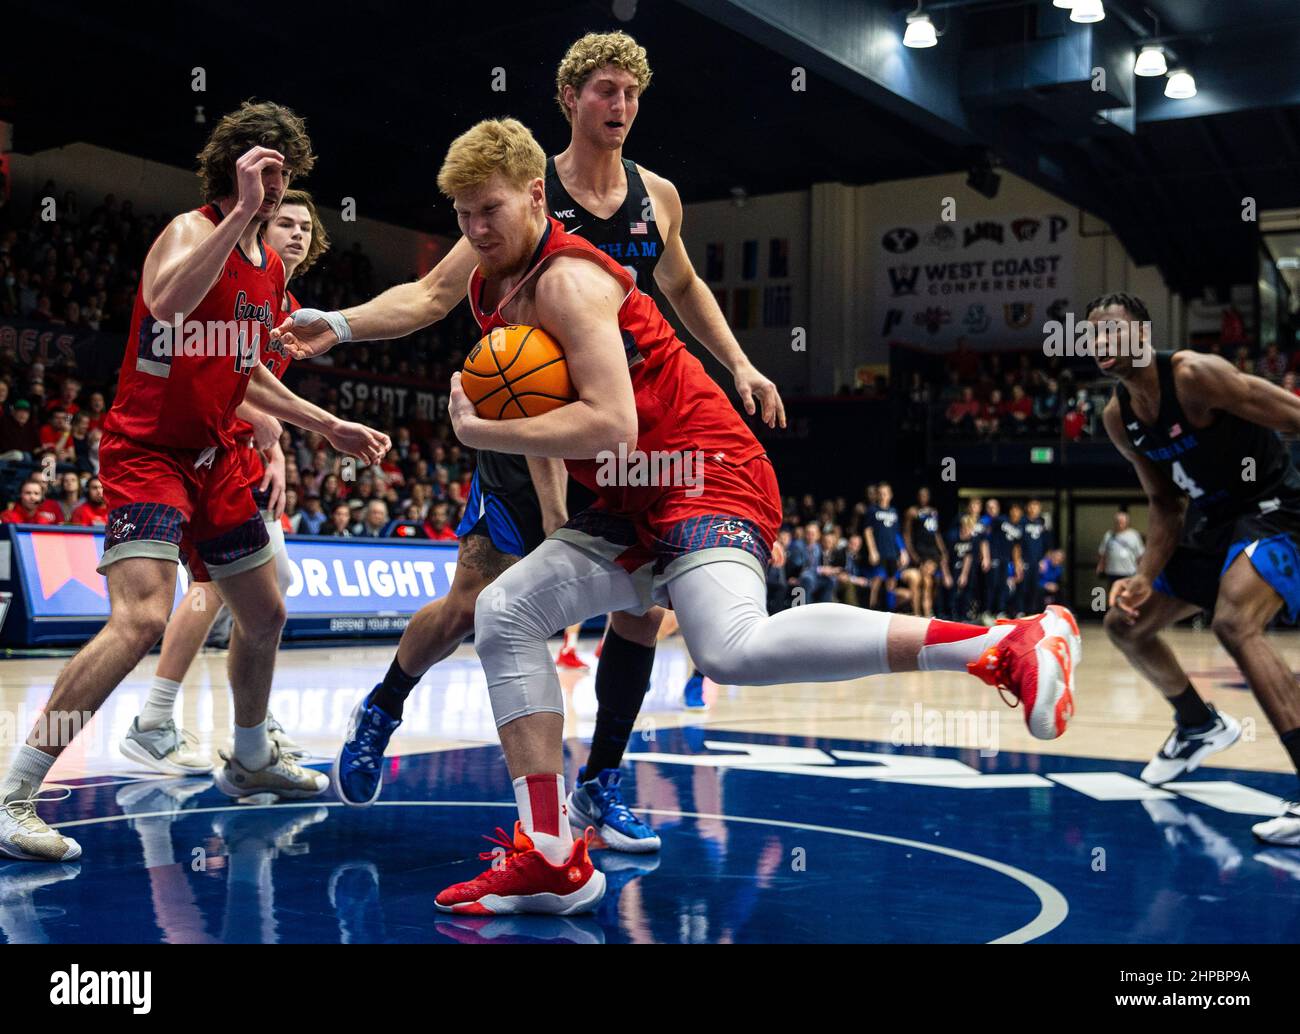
(4, 0, 1298, 296)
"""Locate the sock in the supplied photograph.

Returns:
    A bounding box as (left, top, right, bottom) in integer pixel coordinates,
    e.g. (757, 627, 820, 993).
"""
(1281, 728, 1300, 781)
(688, 667, 703, 681)
(1170, 683, 1214, 729)
(139, 676, 182, 731)
(233, 720, 273, 771)
(2, 744, 56, 800)
(371, 656, 420, 719)
(917, 619, 1015, 672)
(513, 772, 572, 864)
(585, 631, 655, 775)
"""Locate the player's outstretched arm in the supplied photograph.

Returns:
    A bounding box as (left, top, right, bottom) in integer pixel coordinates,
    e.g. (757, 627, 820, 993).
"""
(1101, 398, 1184, 619)
(1179, 351, 1300, 435)
(646, 170, 786, 429)
(144, 146, 283, 322)
(244, 364, 390, 465)
(274, 237, 477, 359)
(448, 257, 636, 460)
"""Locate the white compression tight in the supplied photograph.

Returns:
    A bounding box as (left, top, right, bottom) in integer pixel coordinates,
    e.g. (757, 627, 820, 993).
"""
(473, 537, 895, 728)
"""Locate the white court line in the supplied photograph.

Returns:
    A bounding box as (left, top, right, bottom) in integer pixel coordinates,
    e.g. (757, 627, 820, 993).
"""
(50, 800, 1068, 944)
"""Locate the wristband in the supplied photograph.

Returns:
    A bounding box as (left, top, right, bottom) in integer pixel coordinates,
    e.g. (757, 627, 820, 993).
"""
(291, 307, 353, 343)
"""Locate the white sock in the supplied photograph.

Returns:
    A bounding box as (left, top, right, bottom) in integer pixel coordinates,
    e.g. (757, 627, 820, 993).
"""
(233, 720, 273, 771)
(513, 773, 572, 864)
(2, 744, 57, 800)
(139, 676, 183, 731)
(917, 620, 1016, 672)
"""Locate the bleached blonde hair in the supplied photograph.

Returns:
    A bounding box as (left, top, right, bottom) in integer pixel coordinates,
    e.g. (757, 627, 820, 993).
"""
(555, 31, 652, 123)
(436, 118, 546, 198)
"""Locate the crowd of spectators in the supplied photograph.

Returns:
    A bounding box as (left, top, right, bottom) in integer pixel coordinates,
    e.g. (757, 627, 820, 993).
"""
(920, 335, 1300, 444)
(0, 182, 485, 540)
(765, 483, 1066, 621)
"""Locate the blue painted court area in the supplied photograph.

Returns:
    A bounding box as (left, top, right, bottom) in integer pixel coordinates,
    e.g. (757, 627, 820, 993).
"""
(4, 729, 1300, 944)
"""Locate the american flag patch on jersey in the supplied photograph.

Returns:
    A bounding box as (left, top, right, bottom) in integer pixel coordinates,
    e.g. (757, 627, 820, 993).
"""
(630, 221, 647, 234)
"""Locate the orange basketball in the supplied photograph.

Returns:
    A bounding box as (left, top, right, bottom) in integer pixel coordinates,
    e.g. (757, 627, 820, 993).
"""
(461, 324, 577, 419)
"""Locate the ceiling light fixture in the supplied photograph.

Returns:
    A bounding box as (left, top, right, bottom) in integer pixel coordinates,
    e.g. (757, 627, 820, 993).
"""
(1070, 0, 1105, 23)
(1134, 45, 1167, 77)
(1164, 69, 1197, 99)
(903, 2, 938, 49)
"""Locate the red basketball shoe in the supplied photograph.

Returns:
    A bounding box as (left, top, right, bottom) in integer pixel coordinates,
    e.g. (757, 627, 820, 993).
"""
(556, 646, 588, 670)
(435, 823, 606, 915)
(968, 605, 1079, 740)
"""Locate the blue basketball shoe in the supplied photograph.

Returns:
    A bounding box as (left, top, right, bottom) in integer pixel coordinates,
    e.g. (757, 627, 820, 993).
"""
(683, 670, 707, 710)
(333, 688, 402, 806)
(567, 767, 661, 853)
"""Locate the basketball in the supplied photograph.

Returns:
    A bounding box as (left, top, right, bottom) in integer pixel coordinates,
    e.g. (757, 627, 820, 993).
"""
(461, 324, 576, 419)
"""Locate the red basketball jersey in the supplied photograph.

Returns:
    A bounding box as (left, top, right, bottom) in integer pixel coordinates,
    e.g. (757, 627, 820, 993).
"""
(468, 218, 765, 503)
(104, 203, 286, 450)
(230, 288, 298, 448)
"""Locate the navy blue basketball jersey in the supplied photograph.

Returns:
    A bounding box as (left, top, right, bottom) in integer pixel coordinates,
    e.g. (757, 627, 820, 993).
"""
(545, 156, 665, 300)
(1115, 351, 1300, 527)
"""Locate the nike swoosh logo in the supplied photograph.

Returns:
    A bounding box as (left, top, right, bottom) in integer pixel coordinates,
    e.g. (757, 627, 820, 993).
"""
(1133, 436, 1145, 446)
(568, 224, 584, 234)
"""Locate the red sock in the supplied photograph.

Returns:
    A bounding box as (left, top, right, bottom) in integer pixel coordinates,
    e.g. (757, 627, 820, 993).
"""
(512, 773, 572, 862)
(917, 620, 1013, 672)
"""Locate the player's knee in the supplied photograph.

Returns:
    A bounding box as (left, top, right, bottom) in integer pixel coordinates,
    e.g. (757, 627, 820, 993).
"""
(1210, 608, 1255, 651)
(235, 593, 286, 643)
(1103, 606, 1140, 646)
(118, 602, 169, 655)
(611, 606, 663, 647)
(445, 592, 479, 638)
(473, 585, 525, 651)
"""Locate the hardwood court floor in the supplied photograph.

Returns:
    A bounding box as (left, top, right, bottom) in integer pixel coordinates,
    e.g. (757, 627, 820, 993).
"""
(0, 625, 1291, 782)
(2, 625, 1298, 944)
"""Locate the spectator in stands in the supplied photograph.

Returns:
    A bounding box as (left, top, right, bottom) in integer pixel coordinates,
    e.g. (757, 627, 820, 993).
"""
(281, 488, 299, 531)
(1258, 342, 1286, 383)
(46, 376, 80, 416)
(1, 478, 58, 524)
(975, 388, 1002, 440)
(767, 528, 793, 613)
(785, 523, 822, 603)
(1097, 510, 1144, 589)
(352, 499, 390, 537)
(1233, 345, 1252, 374)
(945, 387, 979, 438)
(326, 502, 354, 537)
(1006, 384, 1032, 436)
(1062, 391, 1091, 441)
(1033, 377, 1061, 435)
(1286, 372, 1300, 398)
(294, 492, 327, 534)
(70, 475, 108, 525)
(51, 470, 83, 522)
(0, 399, 41, 459)
(838, 533, 872, 606)
(1039, 548, 1065, 607)
(424, 501, 459, 542)
(68, 411, 95, 472)
(84, 392, 108, 430)
(40, 408, 76, 464)
(320, 472, 344, 509)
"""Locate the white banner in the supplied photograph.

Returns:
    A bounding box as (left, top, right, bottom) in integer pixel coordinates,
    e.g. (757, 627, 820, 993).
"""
(875, 211, 1075, 350)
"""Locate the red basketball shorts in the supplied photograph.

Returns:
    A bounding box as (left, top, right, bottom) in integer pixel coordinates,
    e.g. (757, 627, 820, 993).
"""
(98, 430, 271, 582)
